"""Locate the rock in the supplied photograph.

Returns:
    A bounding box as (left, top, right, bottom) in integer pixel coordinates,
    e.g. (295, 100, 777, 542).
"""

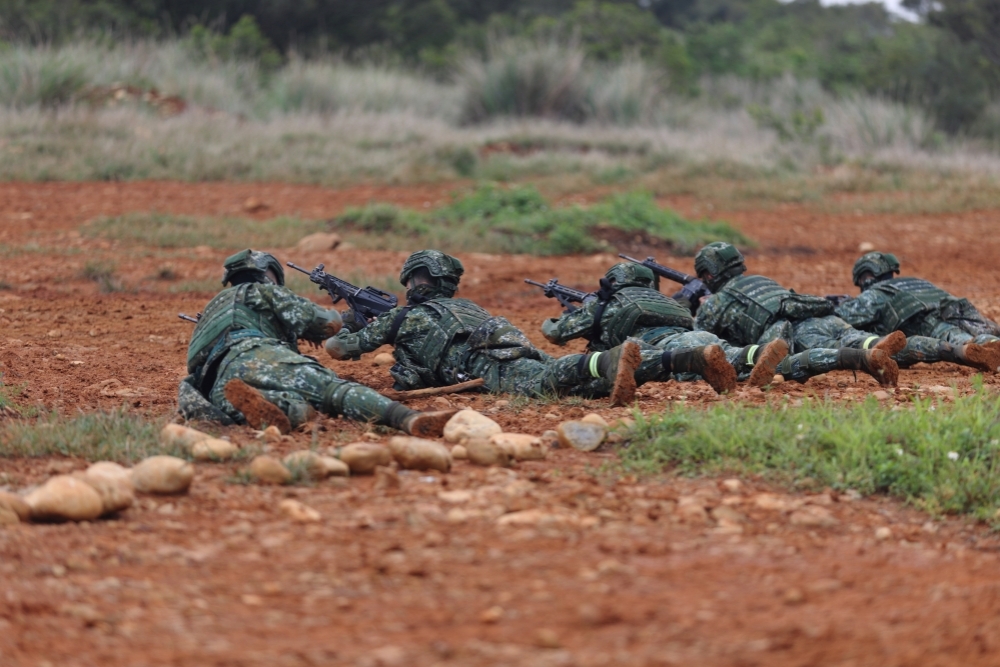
(859, 241, 875, 252)
(249, 456, 292, 485)
(131, 456, 194, 495)
(373, 352, 395, 366)
(319, 456, 350, 477)
(556, 420, 606, 452)
(374, 466, 401, 491)
(0, 490, 31, 522)
(771, 375, 784, 385)
(540, 430, 560, 449)
(789, 506, 838, 527)
(480, 606, 504, 624)
(283, 451, 327, 479)
(451, 445, 468, 460)
(875, 526, 892, 540)
(75, 466, 134, 515)
(464, 438, 511, 467)
(580, 413, 609, 428)
(25, 475, 104, 522)
(191, 438, 238, 461)
(294, 232, 341, 253)
(872, 390, 891, 401)
(388, 437, 452, 472)
(85, 461, 131, 483)
(721, 478, 743, 494)
(443, 410, 501, 444)
(535, 629, 562, 649)
(490, 433, 547, 461)
(339, 442, 392, 475)
(279, 499, 321, 523)
(259, 425, 283, 444)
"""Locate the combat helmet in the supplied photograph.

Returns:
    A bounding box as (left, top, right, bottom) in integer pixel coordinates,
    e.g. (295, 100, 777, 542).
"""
(399, 249, 465, 302)
(852, 251, 900, 291)
(604, 263, 656, 290)
(222, 249, 285, 287)
(694, 242, 746, 292)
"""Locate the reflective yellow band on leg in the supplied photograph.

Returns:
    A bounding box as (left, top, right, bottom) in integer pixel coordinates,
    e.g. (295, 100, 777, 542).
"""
(863, 336, 878, 350)
(746, 345, 759, 365)
(589, 352, 602, 378)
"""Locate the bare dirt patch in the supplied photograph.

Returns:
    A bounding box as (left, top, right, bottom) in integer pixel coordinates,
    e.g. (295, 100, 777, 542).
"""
(2, 181, 1000, 666)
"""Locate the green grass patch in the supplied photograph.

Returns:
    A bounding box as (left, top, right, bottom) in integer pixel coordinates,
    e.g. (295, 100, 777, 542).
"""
(0, 410, 178, 463)
(332, 184, 748, 255)
(83, 213, 327, 250)
(623, 383, 1000, 520)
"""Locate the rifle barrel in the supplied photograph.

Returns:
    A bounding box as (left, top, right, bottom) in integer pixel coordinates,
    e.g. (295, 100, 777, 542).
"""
(524, 279, 547, 288)
(286, 261, 311, 274)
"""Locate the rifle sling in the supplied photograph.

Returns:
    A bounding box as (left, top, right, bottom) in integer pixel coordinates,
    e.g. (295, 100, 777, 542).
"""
(388, 306, 413, 343)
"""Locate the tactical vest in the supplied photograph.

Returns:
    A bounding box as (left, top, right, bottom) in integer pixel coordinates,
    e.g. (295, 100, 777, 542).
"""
(719, 275, 791, 344)
(394, 298, 492, 373)
(868, 277, 949, 331)
(186, 284, 287, 374)
(600, 287, 694, 347)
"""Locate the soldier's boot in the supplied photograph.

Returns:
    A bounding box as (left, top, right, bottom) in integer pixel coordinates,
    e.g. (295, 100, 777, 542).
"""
(940, 342, 1000, 373)
(224, 379, 292, 434)
(743, 339, 790, 388)
(582, 341, 642, 407)
(868, 331, 906, 357)
(663, 344, 737, 394)
(382, 402, 459, 438)
(837, 348, 899, 387)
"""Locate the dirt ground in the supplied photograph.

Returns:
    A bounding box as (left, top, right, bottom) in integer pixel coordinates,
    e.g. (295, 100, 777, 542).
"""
(2, 181, 1000, 666)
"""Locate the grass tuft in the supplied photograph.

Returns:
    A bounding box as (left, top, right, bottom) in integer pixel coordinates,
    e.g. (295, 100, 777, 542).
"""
(623, 381, 1000, 520)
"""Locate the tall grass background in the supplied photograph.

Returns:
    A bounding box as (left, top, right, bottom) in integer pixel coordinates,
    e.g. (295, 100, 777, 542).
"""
(0, 38, 999, 184)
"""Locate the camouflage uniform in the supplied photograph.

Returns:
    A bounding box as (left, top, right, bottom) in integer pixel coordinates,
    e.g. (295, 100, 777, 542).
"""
(835, 252, 1000, 367)
(179, 251, 411, 429)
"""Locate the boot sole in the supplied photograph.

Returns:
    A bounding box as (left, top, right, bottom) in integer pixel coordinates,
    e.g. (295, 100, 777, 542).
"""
(703, 345, 738, 394)
(406, 409, 460, 438)
(874, 330, 906, 357)
(962, 344, 1000, 373)
(866, 349, 899, 387)
(609, 341, 642, 408)
(224, 379, 292, 434)
(747, 339, 789, 388)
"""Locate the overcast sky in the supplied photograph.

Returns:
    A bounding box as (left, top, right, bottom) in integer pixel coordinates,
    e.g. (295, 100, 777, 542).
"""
(816, 0, 921, 21)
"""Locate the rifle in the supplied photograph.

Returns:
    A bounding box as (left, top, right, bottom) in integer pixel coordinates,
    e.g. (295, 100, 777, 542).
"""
(179, 312, 201, 324)
(825, 294, 852, 307)
(524, 278, 596, 313)
(618, 253, 712, 313)
(287, 262, 398, 329)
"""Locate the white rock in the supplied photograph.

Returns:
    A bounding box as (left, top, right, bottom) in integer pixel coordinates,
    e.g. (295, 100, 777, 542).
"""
(451, 445, 468, 460)
(25, 475, 104, 522)
(191, 438, 238, 461)
(249, 456, 292, 485)
(443, 410, 502, 444)
(556, 420, 606, 452)
(388, 436, 452, 472)
(85, 461, 131, 482)
(490, 433, 547, 461)
(339, 442, 393, 475)
(131, 456, 194, 495)
(875, 526, 892, 540)
(75, 467, 134, 515)
(294, 232, 341, 253)
(464, 438, 511, 467)
(279, 499, 321, 523)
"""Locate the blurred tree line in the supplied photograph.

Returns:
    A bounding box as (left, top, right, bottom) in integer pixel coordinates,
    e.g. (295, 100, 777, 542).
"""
(0, 0, 997, 135)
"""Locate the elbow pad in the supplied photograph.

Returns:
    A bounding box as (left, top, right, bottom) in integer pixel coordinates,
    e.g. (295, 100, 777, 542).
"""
(540, 318, 562, 344)
(325, 334, 363, 361)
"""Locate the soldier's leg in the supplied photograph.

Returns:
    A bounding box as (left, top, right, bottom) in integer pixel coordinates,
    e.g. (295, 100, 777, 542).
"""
(792, 316, 906, 356)
(776, 347, 898, 386)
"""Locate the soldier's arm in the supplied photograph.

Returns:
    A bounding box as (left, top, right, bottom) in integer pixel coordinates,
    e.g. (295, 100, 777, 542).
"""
(834, 292, 880, 329)
(540, 301, 601, 345)
(325, 307, 403, 360)
(255, 285, 342, 343)
(694, 293, 724, 333)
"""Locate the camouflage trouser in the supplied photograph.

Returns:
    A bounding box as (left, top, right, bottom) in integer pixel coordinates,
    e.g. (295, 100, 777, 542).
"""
(633, 328, 747, 384)
(208, 340, 396, 428)
(905, 316, 999, 348)
(790, 316, 879, 352)
(774, 349, 842, 383)
(463, 349, 605, 398)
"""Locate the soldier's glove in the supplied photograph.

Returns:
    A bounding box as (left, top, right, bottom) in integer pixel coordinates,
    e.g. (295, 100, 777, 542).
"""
(324, 333, 363, 361)
(540, 318, 562, 344)
(673, 279, 708, 315)
(339, 309, 367, 334)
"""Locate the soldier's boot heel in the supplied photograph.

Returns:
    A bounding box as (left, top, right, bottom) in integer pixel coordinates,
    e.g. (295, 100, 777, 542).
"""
(665, 345, 737, 394)
(746, 339, 790, 388)
(837, 348, 899, 387)
(872, 331, 906, 357)
(597, 341, 642, 407)
(952, 343, 1000, 373)
(402, 410, 460, 438)
(224, 379, 292, 434)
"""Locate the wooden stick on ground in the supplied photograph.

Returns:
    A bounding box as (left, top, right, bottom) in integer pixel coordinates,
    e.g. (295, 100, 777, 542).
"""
(381, 378, 485, 401)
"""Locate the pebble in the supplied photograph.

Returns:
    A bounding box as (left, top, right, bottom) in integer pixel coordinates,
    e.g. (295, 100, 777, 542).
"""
(319, 456, 350, 477)
(339, 442, 393, 475)
(294, 231, 341, 252)
(283, 451, 327, 479)
(260, 425, 283, 444)
(721, 478, 743, 494)
(872, 390, 891, 401)
(388, 436, 452, 472)
(372, 352, 395, 366)
(131, 456, 194, 495)
(789, 506, 839, 527)
(875, 526, 892, 540)
(279, 499, 321, 523)
(556, 420, 607, 452)
(536, 628, 562, 649)
(451, 445, 468, 460)
(25, 475, 104, 522)
(480, 606, 504, 623)
(539, 430, 560, 449)
(160, 424, 237, 461)
(249, 456, 292, 485)
(191, 438, 238, 461)
(0, 490, 31, 522)
(772, 375, 784, 385)
(464, 438, 511, 467)
(443, 410, 501, 444)
(75, 466, 134, 515)
(580, 413, 609, 428)
(490, 433, 547, 461)
(544, 412, 559, 420)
